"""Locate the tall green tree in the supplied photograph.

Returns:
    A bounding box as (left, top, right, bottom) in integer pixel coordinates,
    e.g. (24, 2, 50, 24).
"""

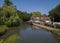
(0, 0, 22, 27)
(4, 0, 13, 6)
(49, 4, 60, 22)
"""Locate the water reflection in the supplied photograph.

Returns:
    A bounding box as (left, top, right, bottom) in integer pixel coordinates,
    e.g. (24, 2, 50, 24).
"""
(20, 23, 30, 30)
(32, 25, 60, 43)
(18, 24, 60, 43)
(53, 33, 60, 43)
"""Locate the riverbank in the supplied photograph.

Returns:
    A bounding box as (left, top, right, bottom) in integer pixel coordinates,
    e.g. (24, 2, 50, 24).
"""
(33, 23, 60, 36)
(0, 27, 19, 43)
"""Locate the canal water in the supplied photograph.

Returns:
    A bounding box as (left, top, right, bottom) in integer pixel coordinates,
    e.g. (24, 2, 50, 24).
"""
(16, 23, 60, 43)
(2, 23, 60, 43)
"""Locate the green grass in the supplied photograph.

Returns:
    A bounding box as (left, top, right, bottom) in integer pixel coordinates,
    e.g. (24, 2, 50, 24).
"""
(3, 33, 19, 43)
(0, 25, 8, 32)
(51, 30, 60, 33)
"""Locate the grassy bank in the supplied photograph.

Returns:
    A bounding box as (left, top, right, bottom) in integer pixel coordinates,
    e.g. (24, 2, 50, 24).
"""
(33, 23, 60, 36)
(0, 25, 19, 43)
(0, 33, 18, 43)
(0, 25, 8, 32)
(2, 33, 19, 43)
(0, 25, 8, 43)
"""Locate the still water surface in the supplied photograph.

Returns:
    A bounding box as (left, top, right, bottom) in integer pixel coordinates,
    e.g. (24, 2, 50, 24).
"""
(17, 24, 60, 43)
(3, 24, 60, 43)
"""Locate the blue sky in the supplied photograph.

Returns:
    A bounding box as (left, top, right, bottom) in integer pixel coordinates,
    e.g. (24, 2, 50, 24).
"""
(0, 0, 60, 14)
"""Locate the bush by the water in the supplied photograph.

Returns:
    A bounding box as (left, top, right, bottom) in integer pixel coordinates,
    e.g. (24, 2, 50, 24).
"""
(0, 25, 8, 32)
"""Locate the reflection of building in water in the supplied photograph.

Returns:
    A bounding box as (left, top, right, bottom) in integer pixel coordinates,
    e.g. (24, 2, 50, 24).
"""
(52, 33, 60, 43)
(32, 25, 41, 30)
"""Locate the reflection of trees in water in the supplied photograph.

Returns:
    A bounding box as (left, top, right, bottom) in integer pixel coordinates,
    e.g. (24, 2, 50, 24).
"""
(32, 25, 46, 31)
(52, 33, 60, 43)
(32, 25, 60, 43)
(20, 23, 31, 30)
(32, 25, 41, 29)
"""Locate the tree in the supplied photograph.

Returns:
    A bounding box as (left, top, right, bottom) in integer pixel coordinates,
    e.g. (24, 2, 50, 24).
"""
(17, 10, 32, 21)
(4, 0, 13, 6)
(31, 11, 41, 16)
(49, 4, 60, 22)
(0, 0, 22, 27)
